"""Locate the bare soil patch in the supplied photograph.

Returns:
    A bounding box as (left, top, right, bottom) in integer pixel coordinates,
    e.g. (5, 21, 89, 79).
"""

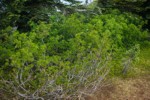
(88, 75, 150, 100)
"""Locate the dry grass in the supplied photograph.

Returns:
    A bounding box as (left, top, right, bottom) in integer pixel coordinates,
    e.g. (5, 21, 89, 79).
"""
(86, 47, 150, 100)
(86, 75, 150, 100)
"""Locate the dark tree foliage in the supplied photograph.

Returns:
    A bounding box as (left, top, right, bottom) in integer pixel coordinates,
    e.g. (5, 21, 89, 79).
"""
(140, 0, 150, 29)
(0, 0, 81, 31)
(115, 0, 150, 29)
(97, 0, 150, 29)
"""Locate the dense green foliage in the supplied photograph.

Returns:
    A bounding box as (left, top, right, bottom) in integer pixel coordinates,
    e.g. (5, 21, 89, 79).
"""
(96, 0, 150, 29)
(0, 0, 82, 31)
(0, 0, 149, 99)
(0, 9, 148, 99)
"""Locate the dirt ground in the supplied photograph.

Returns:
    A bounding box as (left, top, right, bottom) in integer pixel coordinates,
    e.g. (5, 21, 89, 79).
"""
(85, 75, 150, 100)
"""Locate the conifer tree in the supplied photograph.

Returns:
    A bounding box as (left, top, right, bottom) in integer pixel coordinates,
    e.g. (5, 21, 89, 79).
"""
(0, 0, 81, 31)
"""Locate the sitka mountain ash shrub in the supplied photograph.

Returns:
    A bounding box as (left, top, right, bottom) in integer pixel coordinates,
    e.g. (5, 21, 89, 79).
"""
(0, 11, 148, 99)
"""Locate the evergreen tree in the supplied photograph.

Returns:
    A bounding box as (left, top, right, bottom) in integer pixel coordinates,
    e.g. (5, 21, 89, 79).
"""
(96, 0, 150, 29)
(0, 0, 81, 31)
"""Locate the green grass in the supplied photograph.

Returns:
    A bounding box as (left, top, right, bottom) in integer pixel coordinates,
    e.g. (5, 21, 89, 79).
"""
(125, 44, 150, 78)
(136, 47, 150, 74)
(111, 41, 150, 78)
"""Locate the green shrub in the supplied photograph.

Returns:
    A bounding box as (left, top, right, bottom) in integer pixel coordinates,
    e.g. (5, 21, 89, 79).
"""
(0, 11, 147, 99)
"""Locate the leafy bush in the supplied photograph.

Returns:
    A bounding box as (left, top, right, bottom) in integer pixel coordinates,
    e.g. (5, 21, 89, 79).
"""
(0, 11, 147, 99)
